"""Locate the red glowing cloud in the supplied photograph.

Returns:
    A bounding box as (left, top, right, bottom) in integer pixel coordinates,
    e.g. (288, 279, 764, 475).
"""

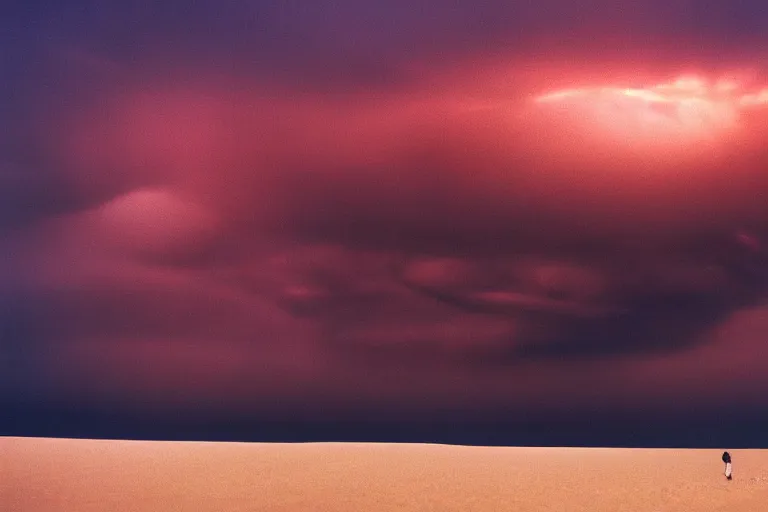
(531, 74, 768, 160)
(5, 47, 768, 427)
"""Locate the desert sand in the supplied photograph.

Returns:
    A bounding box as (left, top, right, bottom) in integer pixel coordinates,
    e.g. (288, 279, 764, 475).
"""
(3, 437, 768, 511)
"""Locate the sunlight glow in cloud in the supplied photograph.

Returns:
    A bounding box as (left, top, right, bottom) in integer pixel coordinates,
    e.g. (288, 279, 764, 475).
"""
(534, 75, 768, 147)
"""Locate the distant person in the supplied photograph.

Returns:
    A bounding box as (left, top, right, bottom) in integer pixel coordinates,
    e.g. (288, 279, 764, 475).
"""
(722, 451, 732, 480)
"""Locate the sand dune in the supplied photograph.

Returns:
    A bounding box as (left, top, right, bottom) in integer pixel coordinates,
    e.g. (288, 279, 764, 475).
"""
(3, 437, 768, 511)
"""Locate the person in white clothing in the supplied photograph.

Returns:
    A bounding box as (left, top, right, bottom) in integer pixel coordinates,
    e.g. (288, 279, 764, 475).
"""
(722, 451, 732, 480)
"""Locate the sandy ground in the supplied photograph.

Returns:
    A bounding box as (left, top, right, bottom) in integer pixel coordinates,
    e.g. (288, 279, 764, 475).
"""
(3, 437, 768, 511)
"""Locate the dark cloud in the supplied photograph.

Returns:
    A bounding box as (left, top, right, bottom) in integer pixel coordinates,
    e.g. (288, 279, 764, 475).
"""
(3, 0, 768, 443)
(0, 161, 72, 233)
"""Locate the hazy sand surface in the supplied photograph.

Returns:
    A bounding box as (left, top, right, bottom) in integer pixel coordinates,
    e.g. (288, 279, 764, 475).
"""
(3, 437, 768, 511)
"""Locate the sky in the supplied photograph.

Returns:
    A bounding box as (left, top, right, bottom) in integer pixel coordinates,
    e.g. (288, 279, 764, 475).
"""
(2, 1, 768, 447)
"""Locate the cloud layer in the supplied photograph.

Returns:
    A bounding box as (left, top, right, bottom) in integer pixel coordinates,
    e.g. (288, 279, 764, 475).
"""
(2, 1, 768, 436)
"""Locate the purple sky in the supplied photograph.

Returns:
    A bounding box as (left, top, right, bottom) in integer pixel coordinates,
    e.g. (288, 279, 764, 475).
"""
(2, 0, 768, 445)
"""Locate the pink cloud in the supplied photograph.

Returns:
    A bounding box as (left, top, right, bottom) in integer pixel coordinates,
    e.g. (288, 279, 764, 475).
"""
(4, 50, 766, 420)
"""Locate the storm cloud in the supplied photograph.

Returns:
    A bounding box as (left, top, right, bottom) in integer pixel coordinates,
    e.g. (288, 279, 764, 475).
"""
(2, 0, 768, 444)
